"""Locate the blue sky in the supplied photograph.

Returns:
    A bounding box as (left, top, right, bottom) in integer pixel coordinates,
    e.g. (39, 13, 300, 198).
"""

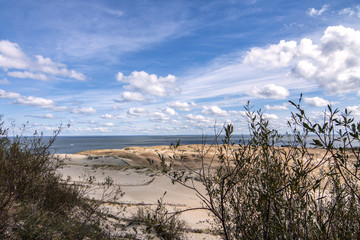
(1, 0, 360, 135)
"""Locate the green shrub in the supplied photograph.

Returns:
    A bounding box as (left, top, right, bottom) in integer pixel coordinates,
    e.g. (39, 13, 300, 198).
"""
(0, 118, 116, 239)
(166, 97, 360, 239)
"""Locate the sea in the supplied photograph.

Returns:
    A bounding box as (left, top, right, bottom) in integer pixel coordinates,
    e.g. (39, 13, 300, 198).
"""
(47, 135, 229, 154)
(21, 134, 335, 154)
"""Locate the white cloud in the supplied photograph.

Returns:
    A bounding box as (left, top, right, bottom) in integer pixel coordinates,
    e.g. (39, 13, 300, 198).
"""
(100, 114, 119, 119)
(244, 26, 360, 94)
(229, 110, 247, 117)
(119, 91, 146, 102)
(0, 89, 68, 111)
(168, 101, 196, 111)
(339, 8, 355, 16)
(43, 113, 56, 119)
(26, 113, 56, 119)
(14, 96, 55, 108)
(244, 40, 297, 69)
(117, 71, 177, 97)
(304, 97, 330, 107)
(104, 122, 114, 127)
(163, 107, 177, 116)
(0, 89, 21, 99)
(307, 5, 329, 16)
(202, 106, 228, 116)
(150, 112, 169, 122)
(0, 40, 29, 69)
(186, 114, 211, 124)
(116, 72, 123, 81)
(347, 105, 360, 116)
(265, 104, 288, 110)
(263, 113, 279, 120)
(89, 127, 110, 133)
(34, 55, 86, 81)
(127, 107, 149, 118)
(252, 84, 289, 99)
(72, 107, 96, 114)
(7, 71, 48, 81)
(52, 106, 68, 112)
(339, 6, 360, 17)
(0, 40, 85, 81)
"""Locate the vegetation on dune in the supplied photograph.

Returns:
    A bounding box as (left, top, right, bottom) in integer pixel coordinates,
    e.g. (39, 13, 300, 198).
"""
(0, 118, 122, 239)
(1, 94, 360, 239)
(160, 96, 360, 239)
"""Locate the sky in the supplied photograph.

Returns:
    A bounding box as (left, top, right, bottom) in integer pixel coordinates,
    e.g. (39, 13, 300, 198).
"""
(0, 0, 360, 136)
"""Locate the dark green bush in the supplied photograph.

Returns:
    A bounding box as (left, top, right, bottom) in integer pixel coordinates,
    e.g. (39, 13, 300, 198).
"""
(0, 118, 113, 239)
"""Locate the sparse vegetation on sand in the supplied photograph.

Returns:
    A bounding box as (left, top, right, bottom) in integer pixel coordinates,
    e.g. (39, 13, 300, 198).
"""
(159, 97, 360, 239)
(1, 95, 360, 239)
(0, 119, 122, 239)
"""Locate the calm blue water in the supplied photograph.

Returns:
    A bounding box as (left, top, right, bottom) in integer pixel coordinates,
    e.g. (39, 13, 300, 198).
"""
(10, 134, 344, 154)
(48, 135, 228, 154)
(43, 135, 326, 154)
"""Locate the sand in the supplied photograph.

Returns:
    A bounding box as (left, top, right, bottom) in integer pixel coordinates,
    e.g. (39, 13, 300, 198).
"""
(55, 144, 329, 239)
(55, 145, 222, 239)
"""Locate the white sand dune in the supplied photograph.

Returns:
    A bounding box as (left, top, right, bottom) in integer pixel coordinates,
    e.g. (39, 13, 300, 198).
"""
(55, 150, 221, 239)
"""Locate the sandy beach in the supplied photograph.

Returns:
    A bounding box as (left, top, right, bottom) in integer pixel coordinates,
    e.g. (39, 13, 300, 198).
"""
(55, 144, 328, 239)
(55, 145, 224, 239)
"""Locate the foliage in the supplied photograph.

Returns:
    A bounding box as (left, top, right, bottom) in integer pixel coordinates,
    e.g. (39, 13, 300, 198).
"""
(0, 118, 121, 239)
(165, 96, 360, 239)
(131, 192, 186, 240)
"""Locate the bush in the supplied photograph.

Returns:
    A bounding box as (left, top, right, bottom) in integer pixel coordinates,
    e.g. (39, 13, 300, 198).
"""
(131, 192, 186, 240)
(166, 97, 360, 239)
(0, 118, 115, 239)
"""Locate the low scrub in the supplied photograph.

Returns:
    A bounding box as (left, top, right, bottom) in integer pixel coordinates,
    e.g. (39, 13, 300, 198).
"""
(164, 96, 360, 239)
(0, 119, 117, 239)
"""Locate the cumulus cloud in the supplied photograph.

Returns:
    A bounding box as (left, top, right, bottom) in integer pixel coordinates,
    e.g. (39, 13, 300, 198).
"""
(163, 107, 176, 116)
(252, 84, 289, 99)
(304, 97, 330, 107)
(117, 71, 177, 97)
(186, 114, 211, 124)
(306, 5, 329, 16)
(150, 112, 169, 122)
(104, 123, 114, 127)
(244, 25, 360, 94)
(127, 107, 149, 118)
(34, 55, 86, 81)
(0, 40, 85, 81)
(72, 107, 96, 114)
(52, 106, 68, 112)
(202, 106, 228, 116)
(347, 105, 360, 116)
(43, 113, 56, 119)
(100, 114, 120, 119)
(265, 104, 288, 110)
(14, 96, 55, 108)
(0, 40, 29, 69)
(118, 91, 146, 102)
(244, 40, 297, 69)
(263, 113, 279, 120)
(229, 110, 247, 118)
(0, 88, 68, 111)
(0, 89, 21, 99)
(168, 101, 196, 111)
